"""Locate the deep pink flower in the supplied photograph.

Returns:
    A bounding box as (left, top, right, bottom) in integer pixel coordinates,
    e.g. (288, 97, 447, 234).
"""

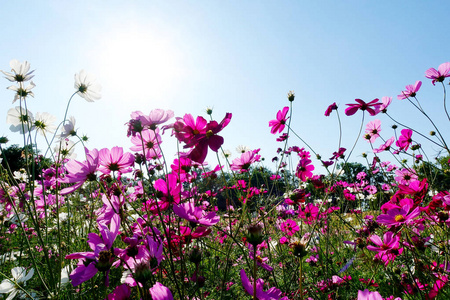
(230, 149, 261, 172)
(298, 203, 319, 224)
(324, 102, 338, 116)
(107, 284, 131, 300)
(173, 114, 207, 144)
(376, 204, 420, 227)
(330, 147, 346, 160)
(173, 201, 220, 226)
(367, 232, 403, 266)
(280, 219, 299, 236)
(182, 113, 232, 163)
(345, 99, 382, 116)
(98, 146, 135, 175)
(425, 62, 450, 85)
(154, 174, 182, 206)
(397, 81, 422, 100)
(269, 106, 289, 134)
(65, 215, 120, 286)
(295, 159, 314, 181)
(395, 129, 413, 151)
(149, 282, 174, 300)
(60, 147, 99, 195)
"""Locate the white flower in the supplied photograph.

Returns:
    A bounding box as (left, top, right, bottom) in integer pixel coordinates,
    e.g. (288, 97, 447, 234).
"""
(54, 139, 76, 160)
(0, 266, 34, 300)
(58, 116, 77, 140)
(236, 145, 250, 154)
(7, 81, 35, 103)
(34, 112, 57, 136)
(74, 70, 101, 102)
(6, 106, 35, 134)
(221, 149, 232, 159)
(1, 59, 35, 83)
(7, 213, 28, 225)
(13, 169, 28, 182)
(60, 265, 71, 287)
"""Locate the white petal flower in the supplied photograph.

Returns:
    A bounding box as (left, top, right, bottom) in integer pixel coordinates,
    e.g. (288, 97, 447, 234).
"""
(58, 116, 77, 139)
(34, 112, 57, 136)
(6, 106, 35, 134)
(0, 267, 34, 300)
(1, 59, 35, 83)
(74, 70, 101, 102)
(54, 138, 76, 160)
(7, 81, 35, 103)
(236, 145, 250, 154)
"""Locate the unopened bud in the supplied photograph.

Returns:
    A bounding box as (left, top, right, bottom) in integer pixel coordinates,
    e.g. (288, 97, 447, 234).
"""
(392, 125, 398, 129)
(430, 131, 436, 136)
(247, 223, 264, 247)
(287, 90, 295, 102)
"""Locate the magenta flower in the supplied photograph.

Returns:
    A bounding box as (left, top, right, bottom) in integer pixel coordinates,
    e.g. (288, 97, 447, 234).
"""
(65, 215, 120, 286)
(280, 219, 299, 236)
(345, 99, 382, 116)
(173, 201, 220, 226)
(149, 282, 174, 300)
(298, 203, 319, 224)
(376, 204, 420, 227)
(153, 173, 182, 207)
(295, 159, 314, 181)
(183, 113, 232, 163)
(107, 284, 131, 300)
(367, 231, 403, 266)
(324, 102, 338, 116)
(330, 147, 346, 160)
(230, 149, 261, 172)
(425, 62, 450, 85)
(98, 146, 135, 175)
(240, 269, 287, 300)
(60, 147, 99, 195)
(397, 81, 422, 100)
(269, 106, 289, 134)
(395, 129, 413, 151)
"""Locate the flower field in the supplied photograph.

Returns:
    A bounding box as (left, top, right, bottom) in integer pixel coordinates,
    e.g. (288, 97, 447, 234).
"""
(1, 59, 450, 299)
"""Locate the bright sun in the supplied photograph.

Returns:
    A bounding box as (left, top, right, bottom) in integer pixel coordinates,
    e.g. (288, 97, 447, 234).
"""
(95, 26, 184, 106)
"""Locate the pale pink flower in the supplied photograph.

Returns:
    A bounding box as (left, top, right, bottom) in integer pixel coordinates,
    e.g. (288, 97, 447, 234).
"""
(398, 81, 422, 99)
(425, 62, 450, 85)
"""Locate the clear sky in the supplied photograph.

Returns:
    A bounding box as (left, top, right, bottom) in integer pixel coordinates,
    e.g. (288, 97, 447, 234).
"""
(1, 1, 450, 174)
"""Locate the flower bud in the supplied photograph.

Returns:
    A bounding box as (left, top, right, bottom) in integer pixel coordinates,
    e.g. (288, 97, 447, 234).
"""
(430, 131, 436, 136)
(392, 125, 398, 129)
(287, 90, 295, 102)
(247, 223, 264, 247)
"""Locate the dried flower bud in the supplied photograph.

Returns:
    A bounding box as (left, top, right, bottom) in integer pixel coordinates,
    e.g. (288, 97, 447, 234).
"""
(287, 90, 295, 102)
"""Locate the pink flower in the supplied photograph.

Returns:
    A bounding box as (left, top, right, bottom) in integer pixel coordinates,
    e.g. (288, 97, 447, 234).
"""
(397, 81, 422, 99)
(330, 147, 346, 160)
(280, 219, 299, 236)
(239, 269, 287, 300)
(373, 136, 395, 153)
(374, 96, 392, 114)
(345, 99, 382, 116)
(65, 215, 120, 286)
(173, 201, 220, 226)
(357, 289, 383, 300)
(425, 62, 450, 85)
(395, 129, 413, 151)
(364, 119, 381, 143)
(376, 204, 420, 227)
(130, 129, 162, 160)
(295, 159, 314, 181)
(60, 147, 99, 195)
(149, 282, 174, 300)
(394, 168, 418, 185)
(269, 106, 289, 134)
(367, 232, 403, 266)
(107, 284, 131, 300)
(324, 102, 338, 116)
(98, 146, 135, 175)
(230, 149, 261, 172)
(298, 203, 319, 224)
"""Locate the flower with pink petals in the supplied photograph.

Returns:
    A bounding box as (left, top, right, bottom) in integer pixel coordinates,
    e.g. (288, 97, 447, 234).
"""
(345, 99, 382, 116)
(230, 149, 261, 172)
(425, 62, 450, 85)
(376, 204, 420, 227)
(295, 159, 314, 181)
(149, 282, 174, 300)
(130, 128, 162, 160)
(398, 81, 422, 99)
(395, 129, 413, 151)
(367, 231, 403, 266)
(374, 96, 392, 114)
(280, 219, 299, 236)
(357, 289, 383, 300)
(269, 106, 289, 134)
(173, 201, 220, 226)
(240, 269, 287, 300)
(98, 146, 135, 175)
(324, 102, 338, 116)
(373, 136, 395, 153)
(394, 168, 418, 185)
(364, 119, 381, 143)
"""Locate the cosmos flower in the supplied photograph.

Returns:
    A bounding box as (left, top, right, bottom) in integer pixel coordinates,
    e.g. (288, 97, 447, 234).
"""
(34, 112, 57, 136)
(1, 59, 35, 83)
(376, 204, 420, 227)
(230, 149, 261, 172)
(397, 81, 422, 100)
(345, 99, 382, 116)
(149, 282, 174, 300)
(6, 106, 35, 134)
(240, 269, 287, 300)
(425, 62, 450, 85)
(60, 148, 99, 195)
(173, 201, 220, 226)
(0, 267, 34, 300)
(98, 146, 135, 175)
(7, 81, 35, 103)
(295, 159, 314, 181)
(364, 119, 381, 143)
(373, 136, 395, 153)
(324, 102, 338, 116)
(269, 106, 289, 134)
(395, 129, 413, 151)
(74, 70, 102, 102)
(367, 231, 403, 266)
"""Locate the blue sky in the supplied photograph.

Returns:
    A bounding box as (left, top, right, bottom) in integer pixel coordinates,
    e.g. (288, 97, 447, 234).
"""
(1, 1, 450, 174)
